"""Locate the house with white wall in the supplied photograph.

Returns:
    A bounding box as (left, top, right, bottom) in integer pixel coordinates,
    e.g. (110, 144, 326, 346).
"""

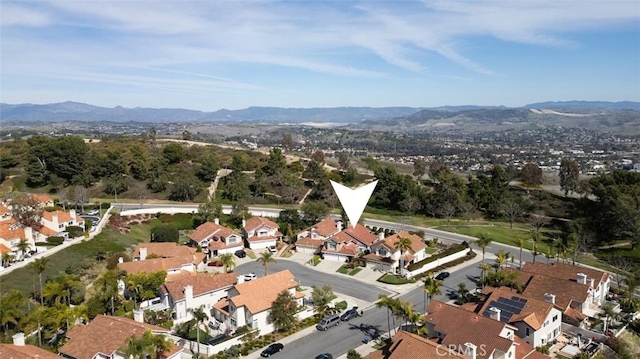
(36, 209, 85, 241)
(243, 217, 282, 251)
(189, 219, 244, 258)
(0, 220, 35, 261)
(160, 272, 238, 325)
(295, 217, 342, 254)
(365, 231, 426, 274)
(321, 224, 377, 262)
(212, 270, 303, 334)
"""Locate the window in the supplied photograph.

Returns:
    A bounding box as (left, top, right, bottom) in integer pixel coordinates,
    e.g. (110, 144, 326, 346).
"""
(59, 224, 64, 229)
(230, 317, 236, 326)
(553, 314, 558, 322)
(542, 338, 546, 344)
(544, 320, 549, 327)
(525, 328, 530, 336)
(253, 319, 258, 328)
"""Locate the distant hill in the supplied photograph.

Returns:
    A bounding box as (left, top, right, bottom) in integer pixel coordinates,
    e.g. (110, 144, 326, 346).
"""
(524, 101, 640, 111)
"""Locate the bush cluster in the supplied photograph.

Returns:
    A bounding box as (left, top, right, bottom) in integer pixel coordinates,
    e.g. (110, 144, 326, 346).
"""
(46, 236, 64, 245)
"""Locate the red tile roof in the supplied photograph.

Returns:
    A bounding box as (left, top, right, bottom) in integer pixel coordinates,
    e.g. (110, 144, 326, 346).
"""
(0, 343, 60, 359)
(133, 242, 200, 259)
(479, 287, 554, 330)
(0, 205, 10, 215)
(521, 275, 589, 310)
(338, 223, 378, 246)
(118, 257, 194, 275)
(305, 217, 340, 237)
(382, 231, 426, 253)
(295, 236, 325, 249)
(364, 330, 468, 359)
(425, 301, 514, 359)
(522, 262, 608, 288)
(59, 315, 170, 359)
(244, 216, 279, 232)
(42, 210, 74, 223)
(0, 220, 27, 241)
(189, 222, 239, 242)
(230, 270, 299, 314)
(162, 272, 237, 301)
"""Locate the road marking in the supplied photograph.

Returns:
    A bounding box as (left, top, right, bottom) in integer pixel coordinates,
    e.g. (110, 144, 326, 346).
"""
(330, 180, 378, 228)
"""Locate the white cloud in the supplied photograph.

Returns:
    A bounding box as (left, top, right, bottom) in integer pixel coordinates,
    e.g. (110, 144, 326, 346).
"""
(1, 3, 51, 27)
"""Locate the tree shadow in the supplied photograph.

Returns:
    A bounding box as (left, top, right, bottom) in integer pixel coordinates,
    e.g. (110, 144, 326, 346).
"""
(348, 322, 383, 340)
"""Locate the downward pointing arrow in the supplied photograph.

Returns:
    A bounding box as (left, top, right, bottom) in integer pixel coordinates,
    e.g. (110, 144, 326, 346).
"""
(330, 180, 378, 228)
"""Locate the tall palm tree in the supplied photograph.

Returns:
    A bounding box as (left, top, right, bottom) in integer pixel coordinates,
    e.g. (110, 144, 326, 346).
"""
(495, 249, 510, 270)
(553, 237, 568, 263)
(0, 290, 25, 339)
(126, 277, 142, 309)
(256, 251, 277, 276)
(149, 332, 173, 359)
(43, 281, 66, 305)
(16, 239, 31, 260)
(479, 263, 492, 288)
(30, 257, 49, 305)
(456, 283, 470, 304)
(189, 305, 208, 358)
(599, 304, 617, 333)
(475, 233, 492, 262)
(393, 236, 413, 278)
(513, 238, 526, 269)
(376, 295, 393, 337)
(219, 253, 236, 273)
(424, 278, 443, 308)
(1, 252, 12, 268)
(530, 232, 540, 264)
(94, 270, 120, 315)
(407, 308, 427, 336)
(58, 272, 81, 306)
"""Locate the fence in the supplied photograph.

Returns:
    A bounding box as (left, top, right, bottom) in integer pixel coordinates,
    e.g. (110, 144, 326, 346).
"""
(404, 247, 469, 279)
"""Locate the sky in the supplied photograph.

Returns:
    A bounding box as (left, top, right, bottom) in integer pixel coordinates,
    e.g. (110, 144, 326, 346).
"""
(1, 0, 640, 111)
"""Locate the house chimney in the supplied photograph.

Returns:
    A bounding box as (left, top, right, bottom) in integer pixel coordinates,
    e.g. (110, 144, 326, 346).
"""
(214, 218, 219, 225)
(464, 342, 477, 359)
(70, 209, 76, 218)
(544, 293, 556, 304)
(242, 219, 246, 228)
(336, 221, 343, 232)
(52, 213, 59, 225)
(118, 257, 124, 264)
(133, 309, 144, 323)
(237, 275, 245, 284)
(378, 232, 385, 240)
(24, 227, 33, 242)
(488, 307, 501, 321)
(184, 285, 193, 304)
(588, 278, 595, 288)
(577, 273, 587, 285)
(12, 332, 25, 346)
(139, 247, 147, 261)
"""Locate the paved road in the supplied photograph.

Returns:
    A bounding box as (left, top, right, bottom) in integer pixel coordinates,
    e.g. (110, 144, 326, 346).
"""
(236, 261, 394, 304)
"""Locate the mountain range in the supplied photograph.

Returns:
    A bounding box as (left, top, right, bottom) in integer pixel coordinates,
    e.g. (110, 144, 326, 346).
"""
(1, 101, 639, 134)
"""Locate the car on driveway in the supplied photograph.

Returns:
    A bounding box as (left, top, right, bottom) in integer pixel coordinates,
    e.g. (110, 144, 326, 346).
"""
(244, 273, 257, 281)
(435, 272, 450, 280)
(87, 210, 100, 216)
(260, 343, 284, 357)
(340, 306, 360, 321)
(267, 245, 277, 253)
(235, 249, 247, 258)
(315, 354, 333, 359)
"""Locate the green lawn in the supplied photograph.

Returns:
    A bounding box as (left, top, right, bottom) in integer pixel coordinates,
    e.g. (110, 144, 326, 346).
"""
(377, 273, 414, 285)
(424, 247, 437, 254)
(336, 265, 362, 276)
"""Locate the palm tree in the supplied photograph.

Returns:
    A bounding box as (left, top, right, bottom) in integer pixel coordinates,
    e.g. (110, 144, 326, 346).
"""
(530, 232, 540, 264)
(475, 233, 492, 262)
(553, 237, 568, 263)
(513, 238, 526, 269)
(43, 281, 66, 305)
(456, 283, 470, 304)
(58, 272, 81, 306)
(376, 295, 394, 337)
(219, 253, 236, 273)
(126, 277, 142, 309)
(122, 330, 173, 359)
(256, 251, 277, 276)
(16, 239, 31, 260)
(495, 249, 510, 270)
(189, 305, 208, 358)
(149, 332, 173, 359)
(624, 275, 638, 299)
(406, 308, 427, 336)
(94, 270, 120, 315)
(393, 236, 413, 278)
(599, 304, 618, 333)
(0, 290, 25, 339)
(479, 263, 492, 288)
(1, 252, 12, 268)
(424, 278, 443, 308)
(30, 257, 49, 305)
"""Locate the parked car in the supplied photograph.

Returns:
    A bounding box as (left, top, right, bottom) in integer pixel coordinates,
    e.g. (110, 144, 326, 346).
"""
(260, 343, 284, 357)
(207, 261, 224, 267)
(315, 354, 333, 359)
(340, 306, 360, 321)
(244, 273, 257, 281)
(316, 313, 341, 331)
(267, 245, 277, 253)
(87, 210, 99, 216)
(435, 272, 450, 280)
(235, 249, 247, 258)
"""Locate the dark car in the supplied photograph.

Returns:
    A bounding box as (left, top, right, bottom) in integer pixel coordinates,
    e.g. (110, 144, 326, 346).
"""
(340, 306, 360, 321)
(260, 343, 284, 357)
(207, 261, 224, 267)
(435, 272, 450, 280)
(315, 354, 333, 359)
(235, 249, 247, 258)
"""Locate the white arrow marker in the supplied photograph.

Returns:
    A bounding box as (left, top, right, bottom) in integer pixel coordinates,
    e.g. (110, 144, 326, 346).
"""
(330, 180, 378, 228)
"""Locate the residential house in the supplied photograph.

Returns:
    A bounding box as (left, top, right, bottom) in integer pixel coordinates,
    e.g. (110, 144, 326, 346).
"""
(365, 231, 426, 274)
(189, 220, 244, 257)
(520, 263, 610, 307)
(0, 220, 34, 261)
(477, 287, 562, 347)
(364, 330, 468, 359)
(321, 224, 377, 262)
(0, 333, 60, 359)
(295, 217, 342, 254)
(212, 270, 304, 334)
(242, 217, 282, 251)
(31, 194, 54, 208)
(160, 272, 238, 325)
(0, 205, 12, 222)
(425, 301, 549, 359)
(36, 209, 85, 241)
(59, 315, 182, 359)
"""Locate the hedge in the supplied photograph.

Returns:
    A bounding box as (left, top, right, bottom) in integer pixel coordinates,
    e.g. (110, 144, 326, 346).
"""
(407, 243, 469, 271)
(66, 225, 84, 238)
(46, 236, 65, 245)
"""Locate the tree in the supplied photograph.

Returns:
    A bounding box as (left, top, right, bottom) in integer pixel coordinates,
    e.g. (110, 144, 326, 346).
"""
(530, 213, 549, 236)
(150, 225, 179, 243)
(264, 148, 287, 176)
(458, 201, 475, 224)
(310, 285, 335, 317)
(301, 201, 330, 224)
(256, 251, 277, 276)
(429, 161, 448, 179)
(30, 257, 49, 305)
(500, 198, 523, 229)
(104, 175, 129, 197)
(0, 290, 25, 339)
(520, 162, 542, 187)
(162, 143, 185, 164)
(189, 305, 207, 354)
(456, 283, 471, 304)
(169, 176, 201, 201)
(479, 263, 492, 288)
(559, 160, 580, 196)
(94, 269, 121, 315)
(438, 202, 456, 225)
(73, 185, 90, 213)
(10, 194, 44, 230)
(222, 172, 251, 202)
(219, 253, 236, 273)
(268, 290, 298, 332)
(513, 237, 526, 269)
(194, 197, 223, 225)
(337, 152, 351, 171)
(495, 249, 510, 270)
(197, 155, 220, 182)
(128, 144, 150, 180)
(25, 156, 48, 187)
(46, 136, 89, 183)
(182, 130, 192, 141)
(376, 295, 394, 337)
(347, 349, 363, 359)
(16, 239, 31, 260)
(281, 133, 293, 152)
(530, 232, 541, 264)
(310, 150, 325, 165)
(475, 233, 492, 262)
(394, 237, 413, 278)
(423, 278, 443, 307)
(413, 158, 427, 180)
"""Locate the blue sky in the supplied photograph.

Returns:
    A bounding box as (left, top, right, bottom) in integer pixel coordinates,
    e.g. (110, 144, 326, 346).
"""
(1, 0, 639, 111)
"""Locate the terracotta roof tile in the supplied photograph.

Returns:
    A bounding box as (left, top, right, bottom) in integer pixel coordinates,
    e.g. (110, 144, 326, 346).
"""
(162, 272, 237, 301)
(0, 343, 60, 359)
(133, 242, 199, 259)
(37, 226, 59, 237)
(0, 220, 27, 241)
(230, 270, 299, 314)
(522, 262, 608, 288)
(59, 315, 170, 359)
(479, 287, 554, 330)
(362, 253, 394, 264)
(189, 222, 240, 242)
(383, 231, 426, 253)
(521, 275, 589, 310)
(323, 242, 359, 256)
(295, 236, 325, 248)
(119, 257, 193, 275)
(42, 210, 74, 223)
(364, 331, 469, 359)
(247, 233, 282, 242)
(31, 194, 53, 205)
(244, 217, 279, 232)
(0, 205, 10, 215)
(208, 239, 243, 250)
(337, 224, 378, 246)
(305, 217, 340, 237)
(0, 244, 12, 254)
(425, 301, 514, 359)
(513, 336, 549, 359)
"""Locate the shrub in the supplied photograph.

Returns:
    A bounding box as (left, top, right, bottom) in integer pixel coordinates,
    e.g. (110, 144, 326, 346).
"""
(150, 224, 179, 242)
(66, 225, 84, 238)
(46, 236, 64, 245)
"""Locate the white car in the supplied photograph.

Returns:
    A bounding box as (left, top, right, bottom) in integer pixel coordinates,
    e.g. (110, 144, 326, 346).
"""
(87, 210, 99, 216)
(267, 245, 277, 253)
(244, 273, 257, 281)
